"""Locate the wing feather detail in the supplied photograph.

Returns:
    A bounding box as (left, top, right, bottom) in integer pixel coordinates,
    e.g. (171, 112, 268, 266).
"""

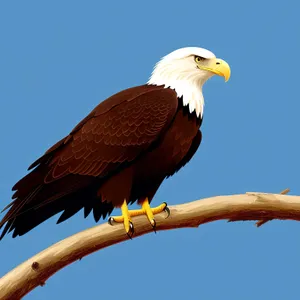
(38, 86, 178, 182)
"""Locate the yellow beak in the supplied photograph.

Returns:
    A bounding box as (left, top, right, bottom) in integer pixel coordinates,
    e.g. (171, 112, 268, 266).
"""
(197, 58, 231, 82)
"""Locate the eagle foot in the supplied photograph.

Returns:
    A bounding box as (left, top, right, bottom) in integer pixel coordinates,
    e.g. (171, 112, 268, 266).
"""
(108, 199, 170, 238)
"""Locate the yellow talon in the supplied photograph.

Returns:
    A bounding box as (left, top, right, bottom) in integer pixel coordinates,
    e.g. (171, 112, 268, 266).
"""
(121, 199, 132, 235)
(142, 199, 155, 226)
(109, 199, 134, 238)
(108, 198, 170, 238)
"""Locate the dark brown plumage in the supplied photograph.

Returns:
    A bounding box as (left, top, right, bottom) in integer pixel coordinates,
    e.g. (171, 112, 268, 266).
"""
(0, 84, 202, 239)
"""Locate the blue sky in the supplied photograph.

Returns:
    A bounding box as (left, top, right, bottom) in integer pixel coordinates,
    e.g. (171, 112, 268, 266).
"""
(0, 0, 299, 299)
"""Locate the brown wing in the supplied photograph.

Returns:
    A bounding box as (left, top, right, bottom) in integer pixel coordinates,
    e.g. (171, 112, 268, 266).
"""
(0, 85, 178, 239)
(37, 85, 178, 182)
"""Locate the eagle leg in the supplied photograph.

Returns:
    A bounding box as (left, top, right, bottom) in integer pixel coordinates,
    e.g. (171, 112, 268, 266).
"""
(108, 198, 169, 238)
(114, 199, 135, 239)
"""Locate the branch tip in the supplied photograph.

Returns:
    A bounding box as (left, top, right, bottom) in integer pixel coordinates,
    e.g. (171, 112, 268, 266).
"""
(255, 220, 268, 227)
(280, 188, 290, 195)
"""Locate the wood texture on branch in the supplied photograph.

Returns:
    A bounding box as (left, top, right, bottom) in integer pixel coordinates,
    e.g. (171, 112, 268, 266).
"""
(0, 191, 299, 300)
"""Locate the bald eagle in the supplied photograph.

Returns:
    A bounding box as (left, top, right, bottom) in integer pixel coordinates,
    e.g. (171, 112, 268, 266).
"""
(0, 47, 230, 239)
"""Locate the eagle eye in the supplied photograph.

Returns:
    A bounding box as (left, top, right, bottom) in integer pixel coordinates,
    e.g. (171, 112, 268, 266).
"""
(194, 56, 205, 63)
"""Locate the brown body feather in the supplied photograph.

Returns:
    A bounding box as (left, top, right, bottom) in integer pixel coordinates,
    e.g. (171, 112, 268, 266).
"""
(0, 84, 202, 239)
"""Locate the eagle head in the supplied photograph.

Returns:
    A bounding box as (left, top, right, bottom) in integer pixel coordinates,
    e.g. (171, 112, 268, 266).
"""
(148, 47, 231, 118)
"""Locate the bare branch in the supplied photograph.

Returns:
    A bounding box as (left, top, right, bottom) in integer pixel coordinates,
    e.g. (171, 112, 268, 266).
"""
(255, 188, 291, 227)
(0, 190, 300, 299)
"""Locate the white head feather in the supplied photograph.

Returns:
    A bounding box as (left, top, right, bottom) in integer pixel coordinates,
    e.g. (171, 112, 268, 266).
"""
(147, 47, 217, 118)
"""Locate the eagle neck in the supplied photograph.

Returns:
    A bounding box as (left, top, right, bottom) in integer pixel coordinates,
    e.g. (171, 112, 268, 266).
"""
(178, 95, 204, 124)
(148, 78, 205, 118)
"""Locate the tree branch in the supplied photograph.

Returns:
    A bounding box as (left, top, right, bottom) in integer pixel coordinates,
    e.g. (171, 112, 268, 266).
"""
(1, 191, 300, 299)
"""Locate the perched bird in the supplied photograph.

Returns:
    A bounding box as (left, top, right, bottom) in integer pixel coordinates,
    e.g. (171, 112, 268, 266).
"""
(0, 47, 231, 239)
